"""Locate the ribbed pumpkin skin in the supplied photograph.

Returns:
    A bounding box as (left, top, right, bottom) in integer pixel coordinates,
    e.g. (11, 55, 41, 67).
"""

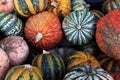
(5, 64, 43, 80)
(91, 10, 104, 21)
(0, 12, 23, 36)
(14, 0, 48, 17)
(97, 53, 120, 72)
(64, 65, 114, 80)
(96, 8, 120, 60)
(47, 0, 71, 19)
(24, 11, 63, 50)
(110, 72, 120, 80)
(0, 36, 29, 66)
(62, 10, 96, 46)
(102, 0, 120, 14)
(71, 0, 89, 11)
(32, 52, 65, 80)
(66, 51, 100, 71)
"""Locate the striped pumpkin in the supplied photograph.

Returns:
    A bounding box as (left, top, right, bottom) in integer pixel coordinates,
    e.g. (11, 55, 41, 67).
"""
(5, 64, 43, 80)
(97, 53, 120, 72)
(64, 65, 114, 80)
(0, 12, 23, 36)
(102, 0, 120, 14)
(71, 0, 89, 11)
(13, 0, 48, 17)
(91, 10, 104, 21)
(62, 10, 97, 46)
(47, 0, 71, 19)
(66, 51, 100, 71)
(32, 50, 65, 80)
(110, 72, 120, 80)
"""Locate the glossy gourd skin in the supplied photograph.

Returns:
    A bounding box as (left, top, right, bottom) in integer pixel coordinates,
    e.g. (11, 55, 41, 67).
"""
(96, 8, 120, 60)
(66, 51, 100, 71)
(62, 10, 97, 46)
(13, 0, 48, 17)
(32, 51, 65, 80)
(24, 11, 63, 50)
(102, 0, 120, 14)
(110, 72, 120, 80)
(47, 0, 71, 19)
(0, 12, 23, 36)
(0, 0, 14, 12)
(97, 53, 120, 72)
(64, 65, 114, 80)
(0, 36, 29, 66)
(5, 64, 43, 80)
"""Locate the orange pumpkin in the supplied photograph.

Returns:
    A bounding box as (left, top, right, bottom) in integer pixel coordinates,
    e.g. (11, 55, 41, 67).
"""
(0, 0, 14, 12)
(24, 11, 63, 50)
(47, 0, 71, 19)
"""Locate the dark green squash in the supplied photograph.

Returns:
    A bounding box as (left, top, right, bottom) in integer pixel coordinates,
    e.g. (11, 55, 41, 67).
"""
(62, 10, 97, 46)
(0, 12, 23, 36)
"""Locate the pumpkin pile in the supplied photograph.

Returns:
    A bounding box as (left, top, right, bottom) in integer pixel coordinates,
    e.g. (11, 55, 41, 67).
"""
(0, 0, 120, 80)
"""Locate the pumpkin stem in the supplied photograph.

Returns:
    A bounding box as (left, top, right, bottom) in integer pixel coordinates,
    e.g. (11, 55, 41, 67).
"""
(43, 50, 50, 54)
(77, 25, 81, 29)
(51, 2, 59, 8)
(23, 64, 32, 70)
(35, 33, 43, 43)
(2, 0, 6, 4)
(86, 4, 90, 8)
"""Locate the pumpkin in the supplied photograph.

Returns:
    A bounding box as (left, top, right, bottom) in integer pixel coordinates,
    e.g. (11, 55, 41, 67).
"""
(47, 0, 71, 19)
(13, 0, 48, 17)
(71, 0, 89, 11)
(96, 53, 120, 72)
(0, 12, 23, 36)
(63, 65, 114, 80)
(5, 64, 43, 80)
(91, 10, 104, 22)
(32, 50, 65, 80)
(96, 8, 120, 60)
(0, 0, 14, 12)
(0, 36, 29, 66)
(24, 11, 63, 50)
(102, 0, 120, 14)
(66, 51, 100, 71)
(110, 72, 120, 80)
(62, 10, 97, 46)
(0, 48, 10, 80)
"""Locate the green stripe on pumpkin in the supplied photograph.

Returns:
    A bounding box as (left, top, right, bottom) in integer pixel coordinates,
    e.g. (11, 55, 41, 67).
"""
(18, 0, 31, 15)
(31, 0, 40, 12)
(0, 12, 9, 21)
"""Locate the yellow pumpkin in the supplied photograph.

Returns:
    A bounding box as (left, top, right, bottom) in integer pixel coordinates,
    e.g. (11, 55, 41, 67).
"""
(47, 0, 71, 19)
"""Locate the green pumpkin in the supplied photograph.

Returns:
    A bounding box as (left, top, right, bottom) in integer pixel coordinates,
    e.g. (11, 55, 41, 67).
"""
(14, 0, 48, 17)
(71, 0, 89, 11)
(63, 65, 114, 80)
(62, 10, 97, 46)
(32, 50, 65, 80)
(0, 12, 23, 36)
(5, 64, 43, 80)
(102, 0, 120, 14)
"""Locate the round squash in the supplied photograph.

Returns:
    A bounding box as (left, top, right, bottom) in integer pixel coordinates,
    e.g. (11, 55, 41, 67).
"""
(32, 50, 65, 80)
(110, 72, 120, 80)
(62, 10, 97, 46)
(66, 51, 100, 71)
(97, 53, 120, 72)
(5, 64, 43, 80)
(96, 8, 120, 60)
(47, 0, 71, 19)
(102, 0, 120, 14)
(0, 48, 9, 80)
(64, 65, 114, 80)
(0, 36, 29, 66)
(0, 0, 14, 12)
(13, 0, 48, 17)
(71, 0, 89, 11)
(0, 12, 23, 36)
(24, 11, 63, 50)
